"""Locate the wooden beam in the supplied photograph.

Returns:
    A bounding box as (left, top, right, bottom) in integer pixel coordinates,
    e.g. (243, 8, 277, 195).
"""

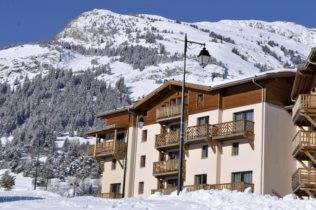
(298, 160, 310, 170)
(302, 113, 316, 128)
(304, 150, 316, 165)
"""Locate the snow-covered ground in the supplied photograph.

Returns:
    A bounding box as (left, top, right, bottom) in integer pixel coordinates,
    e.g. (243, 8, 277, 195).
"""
(0, 170, 316, 210)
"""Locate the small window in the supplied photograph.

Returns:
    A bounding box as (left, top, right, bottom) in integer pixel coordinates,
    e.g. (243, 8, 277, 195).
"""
(197, 94, 204, 107)
(140, 155, 146, 167)
(201, 145, 208, 158)
(232, 143, 239, 156)
(138, 182, 144, 194)
(111, 159, 117, 170)
(197, 116, 209, 125)
(142, 130, 147, 142)
(195, 174, 207, 185)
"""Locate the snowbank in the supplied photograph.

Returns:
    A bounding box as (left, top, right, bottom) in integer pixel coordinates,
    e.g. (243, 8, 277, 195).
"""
(0, 172, 315, 210)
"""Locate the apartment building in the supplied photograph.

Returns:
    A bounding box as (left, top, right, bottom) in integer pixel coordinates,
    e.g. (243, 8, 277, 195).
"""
(290, 48, 316, 198)
(86, 67, 305, 198)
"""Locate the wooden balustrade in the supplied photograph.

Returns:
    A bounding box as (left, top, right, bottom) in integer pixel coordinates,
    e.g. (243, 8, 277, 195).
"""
(212, 120, 254, 141)
(185, 182, 254, 192)
(292, 168, 316, 197)
(153, 159, 183, 177)
(186, 124, 212, 143)
(151, 187, 177, 195)
(155, 130, 180, 149)
(292, 94, 316, 126)
(156, 105, 182, 121)
(100, 192, 123, 199)
(88, 141, 127, 158)
(292, 131, 316, 160)
(151, 182, 254, 195)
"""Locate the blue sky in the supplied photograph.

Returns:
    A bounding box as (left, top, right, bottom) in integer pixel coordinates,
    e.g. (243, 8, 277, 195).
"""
(0, 0, 315, 48)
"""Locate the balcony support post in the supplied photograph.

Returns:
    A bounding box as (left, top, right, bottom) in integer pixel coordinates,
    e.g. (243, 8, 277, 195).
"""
(94, 134, 98, 156)
(303, 150, 316, 165)
(302, 113, 316, 128)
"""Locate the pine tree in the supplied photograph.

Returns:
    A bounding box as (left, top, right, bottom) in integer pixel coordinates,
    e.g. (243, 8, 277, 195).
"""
(0, 171, 15, 190)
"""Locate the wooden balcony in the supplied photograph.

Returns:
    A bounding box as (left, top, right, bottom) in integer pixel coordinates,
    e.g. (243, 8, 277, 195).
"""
(151, 187, 177, 195)
(292, 168, 316, 197)
(156, 105, 181, 122)
(292, 131, 316, 163)
(153, 159, 184, 177)
(151, 182, 254, 195)
(186, 124, 212, 144)
(88, 141, 127, 159)
(185, 182, 254, 192)
(212, 120, 255, 142)
(155, 130, 180, 150)
(292, 94, 316, 127)
(100, 192, 123, 199)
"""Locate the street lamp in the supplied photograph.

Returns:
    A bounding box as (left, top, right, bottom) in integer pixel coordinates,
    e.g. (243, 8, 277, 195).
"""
(177, 34, 210, 195)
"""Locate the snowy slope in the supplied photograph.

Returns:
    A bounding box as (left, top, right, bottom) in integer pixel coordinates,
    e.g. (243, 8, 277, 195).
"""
(1, 9, 316, 98)
(0, 170, 316, 210)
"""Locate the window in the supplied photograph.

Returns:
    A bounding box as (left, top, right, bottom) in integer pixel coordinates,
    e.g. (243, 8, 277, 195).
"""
(140, 155, 146, 167)
(197, 94, 204, 107)
(233, 110, 254, 121)
(197, 116, 209, 125)
(138, 182, 144, 194)
(117, 132, 126, 142)
(167, 179, 178, 188)
(141, 130, 147, 142)
(201, 145, 208, 158)
(110, 183, 121, 193)
(232, 171, 252, 183)
(195, 174, 207, 185)
(232, 143, 239, 156)
(168, 151, 179, 160)
(111, 159, 117, 170)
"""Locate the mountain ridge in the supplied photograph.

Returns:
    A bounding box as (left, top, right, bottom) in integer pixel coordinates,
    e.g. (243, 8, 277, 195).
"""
(0, 9, 315, 99)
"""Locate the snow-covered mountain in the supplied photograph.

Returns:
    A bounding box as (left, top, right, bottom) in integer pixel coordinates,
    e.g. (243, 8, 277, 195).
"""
(1, 9, 315, 99)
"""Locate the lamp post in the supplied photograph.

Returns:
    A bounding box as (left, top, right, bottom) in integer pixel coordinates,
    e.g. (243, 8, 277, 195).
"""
(177, 34, 210, 195)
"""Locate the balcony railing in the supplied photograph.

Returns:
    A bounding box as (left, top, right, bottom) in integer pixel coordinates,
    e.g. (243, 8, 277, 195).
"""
(212, 120, 254, 141)
(151, 182, 254, 195)
(186, 124, 212, 143)
(100, 192, 123, 199)
(151, 187, 177, 195)
(156, 105, 181, 121)
(185, 182, 254, 192)
(153, 159, 184, 177)
(292, 168, 316, 196)
(292, 94, 316, 125)
(292, 131, 316, 159)
(155, 130, 180, 149)
(88, 141, 127, 158)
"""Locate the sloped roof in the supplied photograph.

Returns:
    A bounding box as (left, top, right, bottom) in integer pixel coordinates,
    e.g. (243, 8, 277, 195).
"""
(291, 48, 316, 100)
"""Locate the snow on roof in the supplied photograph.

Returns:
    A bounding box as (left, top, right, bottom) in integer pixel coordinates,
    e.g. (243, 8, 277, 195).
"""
(209, 68, 296, 90)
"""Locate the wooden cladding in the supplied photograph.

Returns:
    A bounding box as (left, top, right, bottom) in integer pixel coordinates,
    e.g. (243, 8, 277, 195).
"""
(151, 182, 254, 195)
(156, 105, 181, 121)
(104, 113, 133, 127)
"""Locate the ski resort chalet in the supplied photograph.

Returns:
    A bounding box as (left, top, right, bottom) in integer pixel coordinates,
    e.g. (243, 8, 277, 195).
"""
(86, 48, 316, 199)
